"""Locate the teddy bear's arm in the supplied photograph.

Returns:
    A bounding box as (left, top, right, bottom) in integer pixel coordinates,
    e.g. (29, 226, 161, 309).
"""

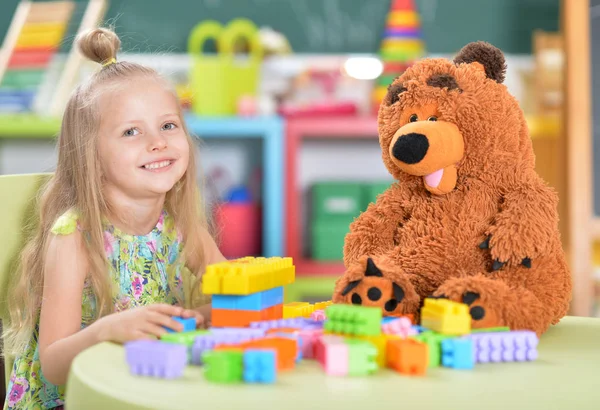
(343, 184, 410, 267)
(482, 175, 559, 268)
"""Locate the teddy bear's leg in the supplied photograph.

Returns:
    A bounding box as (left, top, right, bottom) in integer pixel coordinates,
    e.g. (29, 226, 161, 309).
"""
(332, 255, 421, 317)
(433, 255, 571, 336)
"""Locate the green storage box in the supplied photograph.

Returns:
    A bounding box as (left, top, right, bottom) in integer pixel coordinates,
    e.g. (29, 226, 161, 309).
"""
(311, 182, 364, 220)
(310, 218, 353, 261)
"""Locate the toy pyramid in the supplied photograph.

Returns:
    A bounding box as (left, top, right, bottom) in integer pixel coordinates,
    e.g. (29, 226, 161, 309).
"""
(372, 0, 426, 113)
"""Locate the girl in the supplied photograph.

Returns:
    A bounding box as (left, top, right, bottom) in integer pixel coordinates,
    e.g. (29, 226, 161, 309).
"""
(2, 27, 225, 409)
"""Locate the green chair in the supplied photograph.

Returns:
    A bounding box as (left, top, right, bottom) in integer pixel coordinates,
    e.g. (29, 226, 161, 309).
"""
(0, 173, 51, 392)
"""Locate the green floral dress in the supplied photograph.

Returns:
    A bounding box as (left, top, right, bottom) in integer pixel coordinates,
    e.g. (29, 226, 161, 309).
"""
(5, 209, 192, 409)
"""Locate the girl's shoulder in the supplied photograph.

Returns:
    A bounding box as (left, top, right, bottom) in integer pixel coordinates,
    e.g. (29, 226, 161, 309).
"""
(50, 208, 80, 236)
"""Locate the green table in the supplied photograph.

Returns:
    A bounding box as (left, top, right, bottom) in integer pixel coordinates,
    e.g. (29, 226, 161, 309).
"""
(65, 316, 600, 410)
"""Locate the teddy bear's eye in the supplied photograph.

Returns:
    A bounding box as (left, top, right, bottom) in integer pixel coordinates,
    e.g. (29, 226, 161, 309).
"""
(409, 114, 418, 122)
(428, 116, 438, 122)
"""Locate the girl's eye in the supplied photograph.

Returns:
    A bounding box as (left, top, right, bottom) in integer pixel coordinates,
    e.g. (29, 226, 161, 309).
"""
(428, 116, 438, 121)
(123, 128, 139, 137)
(409, 114, 418, 122)
(162, 122, 177, 131)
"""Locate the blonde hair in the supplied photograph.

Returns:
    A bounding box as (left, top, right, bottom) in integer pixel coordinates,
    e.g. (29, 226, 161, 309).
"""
(3, 28, 209, 356)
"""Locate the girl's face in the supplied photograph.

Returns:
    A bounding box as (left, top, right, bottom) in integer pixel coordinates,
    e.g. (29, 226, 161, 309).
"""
(97, 77, 190, 201)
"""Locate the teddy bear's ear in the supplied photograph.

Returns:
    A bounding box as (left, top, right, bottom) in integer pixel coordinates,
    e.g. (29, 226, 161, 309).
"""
(453, 41, 506, 83)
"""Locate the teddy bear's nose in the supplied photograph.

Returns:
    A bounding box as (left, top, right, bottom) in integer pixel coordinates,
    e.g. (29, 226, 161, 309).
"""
(392, 133, 429, 164)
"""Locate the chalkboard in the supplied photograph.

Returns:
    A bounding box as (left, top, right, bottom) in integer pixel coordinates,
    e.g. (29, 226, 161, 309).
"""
(0, 0, 559, 54)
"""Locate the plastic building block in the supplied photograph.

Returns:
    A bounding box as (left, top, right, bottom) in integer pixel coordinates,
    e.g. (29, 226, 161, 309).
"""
(203, 349, 244, 383)
(283, 302, 315, 319)
(322, 341, 349, 376)
(441, 338, 474, 369)
(212, 286, 284, 310)
(410, 331, 448, 368)
(412, 325, 429, 333)
(212, 303, 283, 327)
(160, 329, 209, 346)
(386, 338, 428, 375)
(217, 336, 298, 371)
(243, 349, 277, 383)
(210, 327, 267, 339)
(202, 257, 295, 295)
(165, 316, 196, 333)
(249, 317, 322, 330)
(469, 330, 538, 363)
(267, 332, 304, 362)
(346, 339, 378, 375)
(299, 328, 324, 359)
(324, 304, 382, 336)
(125, 340, 187, 379)
(310, 310, 326, 321)
(420, 298, 471, 336)
(471, 326, 510, 334)
(314, 300, 333, 310)
(382, 317, 416, 338)
(353, 334, 397, 367)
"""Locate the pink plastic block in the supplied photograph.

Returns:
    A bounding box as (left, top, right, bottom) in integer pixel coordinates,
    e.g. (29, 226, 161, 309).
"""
(298, 328, 323, 359)
(311, 310, 326, 321)
(323, 343, 349, 376)
(382, 317, 415, 338)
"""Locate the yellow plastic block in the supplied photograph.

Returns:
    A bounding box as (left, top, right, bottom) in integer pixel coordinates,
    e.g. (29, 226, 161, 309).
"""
(314, 300, 333, 311)
(283, 302, 315, 319)
(202, 257, 295, 295)
(420, 298, 471, 336)
(387, 11, 420, 28)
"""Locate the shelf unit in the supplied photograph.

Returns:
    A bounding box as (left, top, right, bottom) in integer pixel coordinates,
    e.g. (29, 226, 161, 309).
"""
(284, 115, 379, 276)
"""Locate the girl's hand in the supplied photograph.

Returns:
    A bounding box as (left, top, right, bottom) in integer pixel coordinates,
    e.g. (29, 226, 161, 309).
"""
(179, 308, 207, 329)
(97, 303, 189, 343)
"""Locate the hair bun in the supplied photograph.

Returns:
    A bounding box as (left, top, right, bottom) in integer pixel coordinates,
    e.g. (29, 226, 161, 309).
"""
(76, 27, 121, 66)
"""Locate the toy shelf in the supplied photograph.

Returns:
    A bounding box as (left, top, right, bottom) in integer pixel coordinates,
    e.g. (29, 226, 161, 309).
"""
(185, 114, 284, 257)
(284, 115, 379, 277)
(0, 114, 61, 138)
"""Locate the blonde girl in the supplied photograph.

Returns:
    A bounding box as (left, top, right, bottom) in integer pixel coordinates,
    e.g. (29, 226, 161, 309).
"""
(2, 27, 225, 410)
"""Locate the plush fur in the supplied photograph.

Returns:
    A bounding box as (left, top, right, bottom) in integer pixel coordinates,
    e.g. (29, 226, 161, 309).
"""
(332, 42, 571, 336)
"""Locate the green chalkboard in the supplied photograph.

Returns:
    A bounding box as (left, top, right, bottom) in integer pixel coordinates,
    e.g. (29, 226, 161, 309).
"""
(0, 0, 559, 54)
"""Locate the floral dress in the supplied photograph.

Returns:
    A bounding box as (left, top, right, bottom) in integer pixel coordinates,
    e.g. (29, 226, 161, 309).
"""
(5, 209, 194, 409)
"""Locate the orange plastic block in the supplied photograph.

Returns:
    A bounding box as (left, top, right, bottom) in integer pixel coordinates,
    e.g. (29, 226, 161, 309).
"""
(387, 339, 428, 376)
(212, 304, 283, 327)
(352, 334, 401, 367)
(216, 337, 297, 371)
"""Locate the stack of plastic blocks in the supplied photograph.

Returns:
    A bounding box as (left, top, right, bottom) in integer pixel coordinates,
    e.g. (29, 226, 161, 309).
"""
(125, 340, 187, 378)
(202, 257, 295, 327)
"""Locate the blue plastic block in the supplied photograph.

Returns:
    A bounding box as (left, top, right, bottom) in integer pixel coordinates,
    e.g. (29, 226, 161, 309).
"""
(166, 316, 197, 333)
(243, 349, 277, 383)
(212, 287, 284, 311)
(412, 325, 429, 334)
(381, 317, 400, 325)
(441, 338, 474, 369)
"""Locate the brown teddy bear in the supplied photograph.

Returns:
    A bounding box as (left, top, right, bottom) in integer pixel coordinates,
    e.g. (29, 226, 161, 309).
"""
(332, 42, 572, 336)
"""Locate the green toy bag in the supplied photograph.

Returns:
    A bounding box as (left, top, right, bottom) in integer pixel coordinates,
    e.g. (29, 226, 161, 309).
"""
(188, 19, 263, 116)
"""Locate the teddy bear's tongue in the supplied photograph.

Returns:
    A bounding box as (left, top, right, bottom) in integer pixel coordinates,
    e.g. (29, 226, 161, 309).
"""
(424, 168, 444, 188)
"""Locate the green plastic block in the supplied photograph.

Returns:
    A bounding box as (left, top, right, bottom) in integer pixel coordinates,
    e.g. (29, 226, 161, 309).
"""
(471, 326, 510, 333)
(324, 304, 382, 336)
(312, 182, 364, 220)
(160, 330, 210, 346)
(310, 219, 352, 261)
(411, 331, 448, 368)
(346, 339, 378, 375)
(202, 350, 243, 383)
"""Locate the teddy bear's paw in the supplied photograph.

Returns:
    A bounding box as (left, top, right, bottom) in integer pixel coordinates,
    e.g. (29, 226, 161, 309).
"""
(333, 257, 421, 317)
(433, 278, 508, 330)
(479, 235, 532, 271)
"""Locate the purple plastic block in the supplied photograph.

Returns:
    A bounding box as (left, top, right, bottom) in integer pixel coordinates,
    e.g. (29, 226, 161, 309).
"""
(469, 330, 538, 363)
(125, 340, 187, 378)
(249, 317, 323, 330)
(190, 330, 266, 365)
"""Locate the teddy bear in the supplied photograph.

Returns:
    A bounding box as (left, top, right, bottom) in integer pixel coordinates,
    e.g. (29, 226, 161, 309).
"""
(332, 41, 572, 336)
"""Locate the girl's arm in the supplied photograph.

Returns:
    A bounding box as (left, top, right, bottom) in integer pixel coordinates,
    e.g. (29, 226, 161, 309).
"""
(38, 230, 104, 385)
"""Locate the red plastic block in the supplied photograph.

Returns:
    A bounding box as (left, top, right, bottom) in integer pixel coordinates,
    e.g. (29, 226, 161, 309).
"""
(387, 339, 428, 375)
(212, 304, 283, 327)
